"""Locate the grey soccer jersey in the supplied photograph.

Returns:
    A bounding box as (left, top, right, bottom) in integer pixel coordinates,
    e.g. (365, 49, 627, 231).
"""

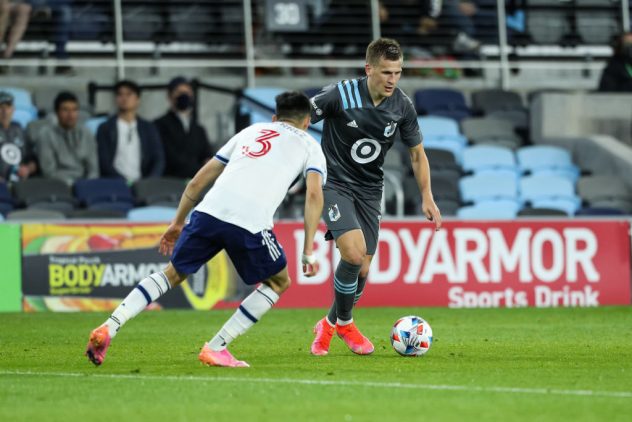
(310, 77, 422, 197)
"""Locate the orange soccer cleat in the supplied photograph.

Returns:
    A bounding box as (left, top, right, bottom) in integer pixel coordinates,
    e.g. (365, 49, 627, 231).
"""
(85, 325, 112, 366)
(198, 344, 249, 368)
(336, 322, 374, 355)
(310, 317, 335, 356)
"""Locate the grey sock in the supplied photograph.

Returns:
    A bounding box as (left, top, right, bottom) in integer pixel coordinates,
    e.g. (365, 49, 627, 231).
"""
(327, 274, 367, 325)
(333, 260, 362, 322)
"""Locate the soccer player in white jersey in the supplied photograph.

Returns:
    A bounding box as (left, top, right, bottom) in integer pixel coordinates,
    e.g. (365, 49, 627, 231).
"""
(85, 91, 326, 368)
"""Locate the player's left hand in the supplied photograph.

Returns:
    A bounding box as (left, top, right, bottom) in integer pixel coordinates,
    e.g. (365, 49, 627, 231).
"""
(159, 223, 184, 256)
(301, 253, 319, 277)
(422, 197, 442, 231)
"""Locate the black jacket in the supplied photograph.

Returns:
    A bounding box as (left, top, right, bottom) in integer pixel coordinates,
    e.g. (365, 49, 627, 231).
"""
(96, 115, 165, 179)
(154, 111, 214, 179)
(598, 57, 632, 92)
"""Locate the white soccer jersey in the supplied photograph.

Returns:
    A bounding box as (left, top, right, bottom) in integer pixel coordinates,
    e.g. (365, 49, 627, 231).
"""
(195, 122, 327, 233)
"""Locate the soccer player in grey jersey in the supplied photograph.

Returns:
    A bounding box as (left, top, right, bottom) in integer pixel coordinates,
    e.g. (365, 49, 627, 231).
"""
(310, 38, 442, 356)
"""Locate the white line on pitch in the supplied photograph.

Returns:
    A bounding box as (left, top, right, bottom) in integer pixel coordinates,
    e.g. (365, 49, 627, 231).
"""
(1, 370, 631, 399)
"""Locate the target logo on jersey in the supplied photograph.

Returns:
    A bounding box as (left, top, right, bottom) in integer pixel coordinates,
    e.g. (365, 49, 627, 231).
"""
(241, 129, 279, 158)
(351, 138, 381, 164)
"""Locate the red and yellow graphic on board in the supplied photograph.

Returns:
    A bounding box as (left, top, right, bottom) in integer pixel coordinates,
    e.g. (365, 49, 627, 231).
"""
(22, 223, 234, 312)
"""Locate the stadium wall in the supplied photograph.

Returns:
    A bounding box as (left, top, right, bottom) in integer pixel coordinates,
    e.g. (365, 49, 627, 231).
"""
(10, 219, 632, 312)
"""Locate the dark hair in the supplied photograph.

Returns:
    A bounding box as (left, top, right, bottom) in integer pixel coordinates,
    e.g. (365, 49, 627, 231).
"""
(54, 91, 79, 111)
(366, 38, 403, 66)
(275, 91, 311, 121)
(114, 80, 141, 97)
(168, 76, 191, 94)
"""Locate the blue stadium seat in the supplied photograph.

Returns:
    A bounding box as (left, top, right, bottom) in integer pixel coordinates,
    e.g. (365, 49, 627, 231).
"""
(418, 116, 461, 137)
(423, 139, 465, 165)
(460, 173, 518, 203)
(457, 200, 520, 219)
(517, 145, 580, 182)
(85, 116, 108, 136)
(519, 174, 581, 214)
(414, 88, 471, 121)
(11, 108, 36, 129)
(0, 86, 35, 109)
(128, 206, 177, 222)
(74, 178, 135, 213)
(0, 182, 14, 216)
(462, 145, 518, 174)
(418, 116, 467, 164)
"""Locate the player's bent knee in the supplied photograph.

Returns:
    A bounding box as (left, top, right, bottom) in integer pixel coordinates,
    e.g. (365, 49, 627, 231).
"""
(340, 250, 366, 266)
(164, 263, 187, 287)
(264, 273, 291, 294)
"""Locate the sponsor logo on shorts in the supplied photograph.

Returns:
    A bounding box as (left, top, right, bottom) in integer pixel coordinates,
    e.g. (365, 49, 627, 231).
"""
(328, 204, 341, 222)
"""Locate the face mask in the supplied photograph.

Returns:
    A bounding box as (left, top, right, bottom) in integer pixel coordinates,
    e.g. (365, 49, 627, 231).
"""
(175, 93, 192, 111)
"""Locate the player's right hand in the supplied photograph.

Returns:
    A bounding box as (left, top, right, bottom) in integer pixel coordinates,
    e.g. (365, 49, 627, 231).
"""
(159, 223, 184, 256)
(301, 253, 319, 277)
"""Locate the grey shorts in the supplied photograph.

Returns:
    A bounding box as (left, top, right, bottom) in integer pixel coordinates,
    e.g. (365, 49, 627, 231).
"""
(322, 185, 381, 255)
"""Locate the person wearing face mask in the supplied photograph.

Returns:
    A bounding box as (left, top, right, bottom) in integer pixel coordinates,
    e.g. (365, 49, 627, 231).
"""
(598, 32, 632, 92)
(154, 77, 215, 179)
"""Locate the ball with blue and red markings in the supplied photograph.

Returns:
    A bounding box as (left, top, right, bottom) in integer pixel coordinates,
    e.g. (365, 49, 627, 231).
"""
(390, 315, 433, 357)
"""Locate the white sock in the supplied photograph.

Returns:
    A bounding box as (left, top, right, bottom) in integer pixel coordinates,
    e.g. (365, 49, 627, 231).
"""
(103, 272, 171, 338)
(337, 318, 353, 326)
(208, 284, 279, 351)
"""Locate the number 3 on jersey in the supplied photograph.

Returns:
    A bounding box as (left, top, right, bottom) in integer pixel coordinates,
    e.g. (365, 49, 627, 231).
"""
(242, 129, 280, 158)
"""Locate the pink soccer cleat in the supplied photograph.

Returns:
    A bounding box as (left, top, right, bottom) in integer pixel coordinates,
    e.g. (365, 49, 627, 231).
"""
(85, 325, 111, 366)
(336, 322, 374, 355)
(198, 345, 250, 368)
(311, 317, 335, 356)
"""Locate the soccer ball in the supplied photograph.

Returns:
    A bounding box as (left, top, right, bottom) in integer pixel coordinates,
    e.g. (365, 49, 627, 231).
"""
(390, 315, 433, 357)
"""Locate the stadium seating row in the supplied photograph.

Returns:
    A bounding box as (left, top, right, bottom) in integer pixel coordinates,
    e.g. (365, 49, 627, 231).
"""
(0, 177, 186, 218)
(384, 143, 632, 218)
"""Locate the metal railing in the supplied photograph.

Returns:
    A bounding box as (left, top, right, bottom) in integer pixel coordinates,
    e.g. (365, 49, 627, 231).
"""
(2, 0, 631, 88)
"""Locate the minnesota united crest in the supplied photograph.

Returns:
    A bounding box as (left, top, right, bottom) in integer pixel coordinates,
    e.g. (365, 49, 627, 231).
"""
(384, 121, 397, 137)
(328, 204, 341, 222)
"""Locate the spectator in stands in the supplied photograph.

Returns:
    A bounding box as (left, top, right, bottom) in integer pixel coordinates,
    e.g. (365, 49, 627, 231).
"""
(96, 80, 164, 182)
(0, 0, 31, 66)
(598, 32, 632, 93)
(35, 92, 98, 185)
(0, 91, 37, 182)
(154, 77, 214, 179)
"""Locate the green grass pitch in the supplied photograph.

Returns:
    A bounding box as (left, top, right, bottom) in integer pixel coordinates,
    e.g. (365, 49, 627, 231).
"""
(1, 307, 632, 421)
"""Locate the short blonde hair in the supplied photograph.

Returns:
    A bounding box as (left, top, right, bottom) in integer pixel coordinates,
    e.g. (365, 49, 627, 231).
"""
(366, 38, 403, 66)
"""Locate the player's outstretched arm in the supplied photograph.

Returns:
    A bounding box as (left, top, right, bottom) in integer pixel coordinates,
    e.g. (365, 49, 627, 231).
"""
(409, 144, 442, 231)
(302, 171, 324, 276)
(159, 158, 226, 256)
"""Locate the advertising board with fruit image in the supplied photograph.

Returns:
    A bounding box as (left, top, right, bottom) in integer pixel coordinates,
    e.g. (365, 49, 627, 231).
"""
(21, 223, 246, 312)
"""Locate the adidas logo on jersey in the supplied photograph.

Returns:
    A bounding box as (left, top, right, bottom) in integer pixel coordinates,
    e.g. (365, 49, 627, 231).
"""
(347, 120, 358, 128)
